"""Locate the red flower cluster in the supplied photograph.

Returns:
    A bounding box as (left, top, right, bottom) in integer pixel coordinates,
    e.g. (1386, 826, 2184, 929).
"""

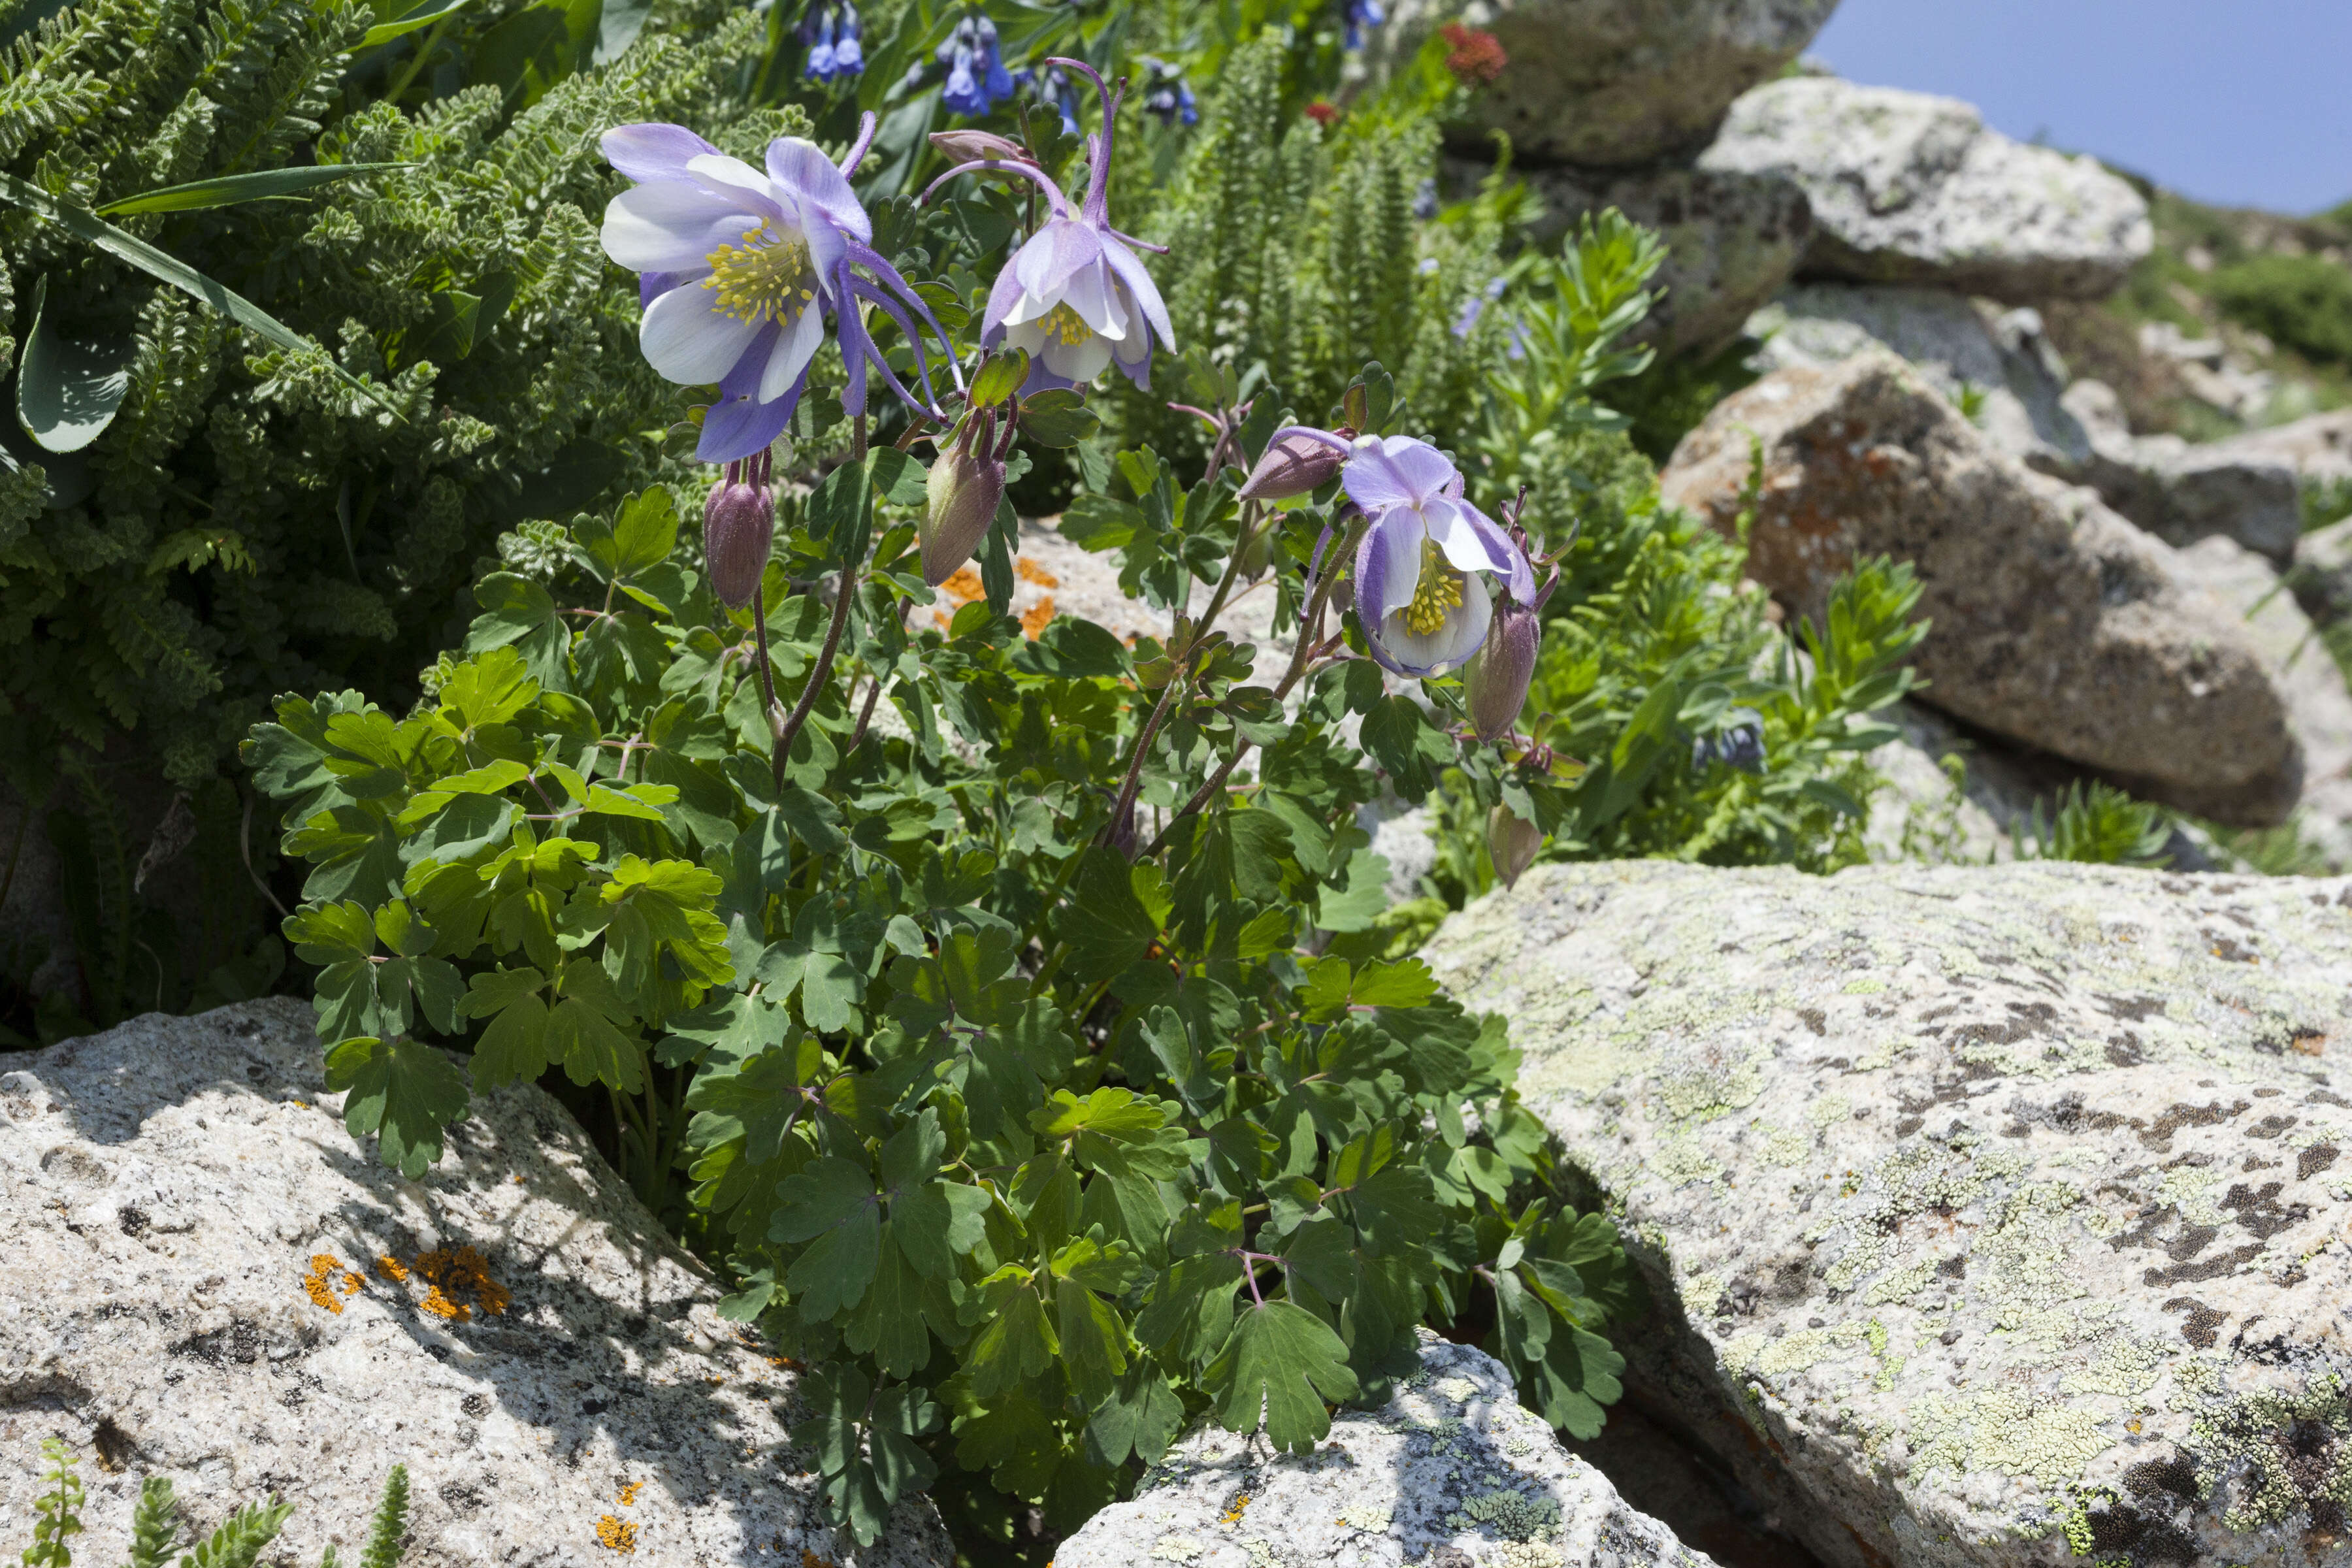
(1304, 99, 1340, 125)
(1440, 23, 1507, 86)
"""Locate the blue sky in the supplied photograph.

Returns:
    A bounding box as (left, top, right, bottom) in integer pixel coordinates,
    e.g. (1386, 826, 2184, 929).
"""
(1807, 0, 2352, 215)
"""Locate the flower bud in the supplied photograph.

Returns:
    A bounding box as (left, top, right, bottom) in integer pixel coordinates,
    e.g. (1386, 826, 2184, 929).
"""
(921, 416, 1007, 587)
(1463, 600, 1538, 743)
(928, 129, 1028, 166)
(1488, 804, 1543, 890)
(1237, 432, 1345, 502)
(704, 479, 775, 609)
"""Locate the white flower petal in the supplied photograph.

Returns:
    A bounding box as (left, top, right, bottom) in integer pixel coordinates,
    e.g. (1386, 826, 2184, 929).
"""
(761, 304, 826, 402)
(1422, 496, 1512, 577)
(1377, 572, 1491, 676)
(602, 182, 761, 272)
(640, 284, 761, 385)
(1041, 329, 1112, 384)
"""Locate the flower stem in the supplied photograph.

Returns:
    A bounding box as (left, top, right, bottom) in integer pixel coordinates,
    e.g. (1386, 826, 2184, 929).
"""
(1104, 667, 1184, 851)
(772, 563, 858, 780)
(750, 581, 791, 792)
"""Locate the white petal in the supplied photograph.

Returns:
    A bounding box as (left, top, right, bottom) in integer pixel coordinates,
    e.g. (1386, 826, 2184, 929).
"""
(1002, 317, 1048, 355)
(1378, 572, 1492, 676)
(602, 182, 762, 272)
(1041, 330, 1112, 383)
(1060, 262, 1124, 341)
(761, 304, 826, 402)
(1422, 497, 1512, 577)
(1003, 288, 1056, 328)
(640, 284, 761, 384)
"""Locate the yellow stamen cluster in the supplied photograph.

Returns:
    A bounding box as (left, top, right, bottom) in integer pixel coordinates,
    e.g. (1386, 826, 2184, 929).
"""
(702, 222, 817, 325)
(1037, 301, 1093, 346)
(1401, 536, 1464, 636)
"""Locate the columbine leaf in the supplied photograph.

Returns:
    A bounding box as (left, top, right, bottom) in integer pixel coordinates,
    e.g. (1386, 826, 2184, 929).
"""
(325, 1036, 469, 1179)
(772, 1156, 882, 1318)
(1203, 1299, 1360, 1452)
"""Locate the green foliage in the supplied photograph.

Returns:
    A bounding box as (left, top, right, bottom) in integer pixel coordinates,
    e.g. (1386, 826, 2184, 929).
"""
(0, 0, 772, 801)
(2209, 252, 2352, 370)
(357, 1464, 409, 1568)
(7, 1443, 404, 1568)
(2016, 781, 2172, 868)
(125, 1478, 180, 1568)
(19, 1439, 81, 1568)
(257, 419, 1629, 1541)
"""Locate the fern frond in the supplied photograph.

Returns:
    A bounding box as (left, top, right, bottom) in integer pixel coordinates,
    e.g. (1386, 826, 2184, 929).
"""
(174, 1499, 289, 1568)
(358, 1464, 408, 1568)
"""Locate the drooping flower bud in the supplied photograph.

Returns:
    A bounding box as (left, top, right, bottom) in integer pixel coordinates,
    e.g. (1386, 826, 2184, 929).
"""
(1237, 431, 1346, 502)
(928, 128, 1027, 165)
(1488, 805, 1543, 890)
(1463, 598, 1539, 743)
(704, 475, 775, 609)
(922, 408, 1008, 587)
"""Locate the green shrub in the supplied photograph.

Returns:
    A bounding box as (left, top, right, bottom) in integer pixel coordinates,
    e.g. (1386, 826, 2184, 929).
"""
(2208, 252, 2352, 369)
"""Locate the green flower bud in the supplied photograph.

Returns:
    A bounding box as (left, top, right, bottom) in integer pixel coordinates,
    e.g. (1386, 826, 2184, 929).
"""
(1488, 804, 1543, 890)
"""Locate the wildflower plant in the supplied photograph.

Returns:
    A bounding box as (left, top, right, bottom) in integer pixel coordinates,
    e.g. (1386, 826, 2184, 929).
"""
(252, 56, 1632, 1550)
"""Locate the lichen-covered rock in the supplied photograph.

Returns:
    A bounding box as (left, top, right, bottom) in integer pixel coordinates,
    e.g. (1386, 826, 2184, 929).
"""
(1053, 1331, 1712, 1568)
(1393, 0, 1838, 168)
(1699, 78, 2151, 301)
(1659, 351, 2300, 825)
(1743, 284, 2090, 471)
(1422, 858, 2352, 1568)
(1448, 163, 1811, 357)
(0, 999, 951, 1568)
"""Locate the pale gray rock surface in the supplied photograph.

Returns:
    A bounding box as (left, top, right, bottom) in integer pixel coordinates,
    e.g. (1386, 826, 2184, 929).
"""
(2296, 514, 2352, 628)
(2206, 408, 2352, 493)
(1423, 857, 2352, 1568)
(1053, 1331, 1712, 1568)
(1700, 78, 2151, 301)
(0, 998, 951, 1568)
(1744, 285, 2089, 470)
(1394, 0, 1840, 168)
(1452, 163, 1812, 357)
(1659, 351, 2300, 825)
(2166, 535, 2352, 870)
(2039, 385, 2304, 563)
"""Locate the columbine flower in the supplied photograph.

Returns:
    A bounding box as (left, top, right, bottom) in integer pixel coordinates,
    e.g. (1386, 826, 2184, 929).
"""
(938, 14, 1014, 116)
(1290, 431, 1532, 678)
(1692, 709, 1766, 774)
(924, 59, 1174, 392)
(598, 117, 955, 463)
(1342, 0, 1384, 50)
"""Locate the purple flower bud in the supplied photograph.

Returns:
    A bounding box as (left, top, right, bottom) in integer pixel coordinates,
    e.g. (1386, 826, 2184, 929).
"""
(1488, 805, 1543, 890)
(921, 411, 1007, 587)
(704, 479, 775, 610)
(1463, 598, 1538, 743)
(1237, 431, 1345, 502)
(930, 128, 1027, 165)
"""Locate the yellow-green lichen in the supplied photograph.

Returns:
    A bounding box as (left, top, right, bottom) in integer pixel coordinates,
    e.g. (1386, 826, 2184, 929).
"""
(1448, 1488, 1560, 1542)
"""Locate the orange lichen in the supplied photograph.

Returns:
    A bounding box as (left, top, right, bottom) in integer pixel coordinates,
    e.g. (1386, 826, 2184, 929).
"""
(615, 1481, 642, 1507)
(1019, 595, 1056, 639)
(1015, 559, 1058, 588)
(419, 1284, 470, 1322)
(932, 610, 954, 630)
(1220, 1494, 1250, 1526)
(302, 1253, 363, 1314)
(939, 567, 985, 605)
(416, 1245, 510, 1316)
(373, 1255, 410, 1283)
(596, 1516, 636, 1554)
(800, 1552, 831, 1568)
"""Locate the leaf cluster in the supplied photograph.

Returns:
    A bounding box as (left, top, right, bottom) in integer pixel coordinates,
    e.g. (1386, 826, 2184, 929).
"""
(253, 415, 1629, 1542)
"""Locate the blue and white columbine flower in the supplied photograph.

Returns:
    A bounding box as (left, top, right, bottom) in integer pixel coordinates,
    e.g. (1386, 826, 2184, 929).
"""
(1342, 0, 1384, 50)
(1279, 431, 1532, 677)
(925, 59, 1174, 391)
(597, 118, 955, 463)
(802, 1, 862, 81)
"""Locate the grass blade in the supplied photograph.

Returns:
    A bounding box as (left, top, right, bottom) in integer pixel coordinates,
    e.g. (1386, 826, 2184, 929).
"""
(95, 165, 413, 216)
